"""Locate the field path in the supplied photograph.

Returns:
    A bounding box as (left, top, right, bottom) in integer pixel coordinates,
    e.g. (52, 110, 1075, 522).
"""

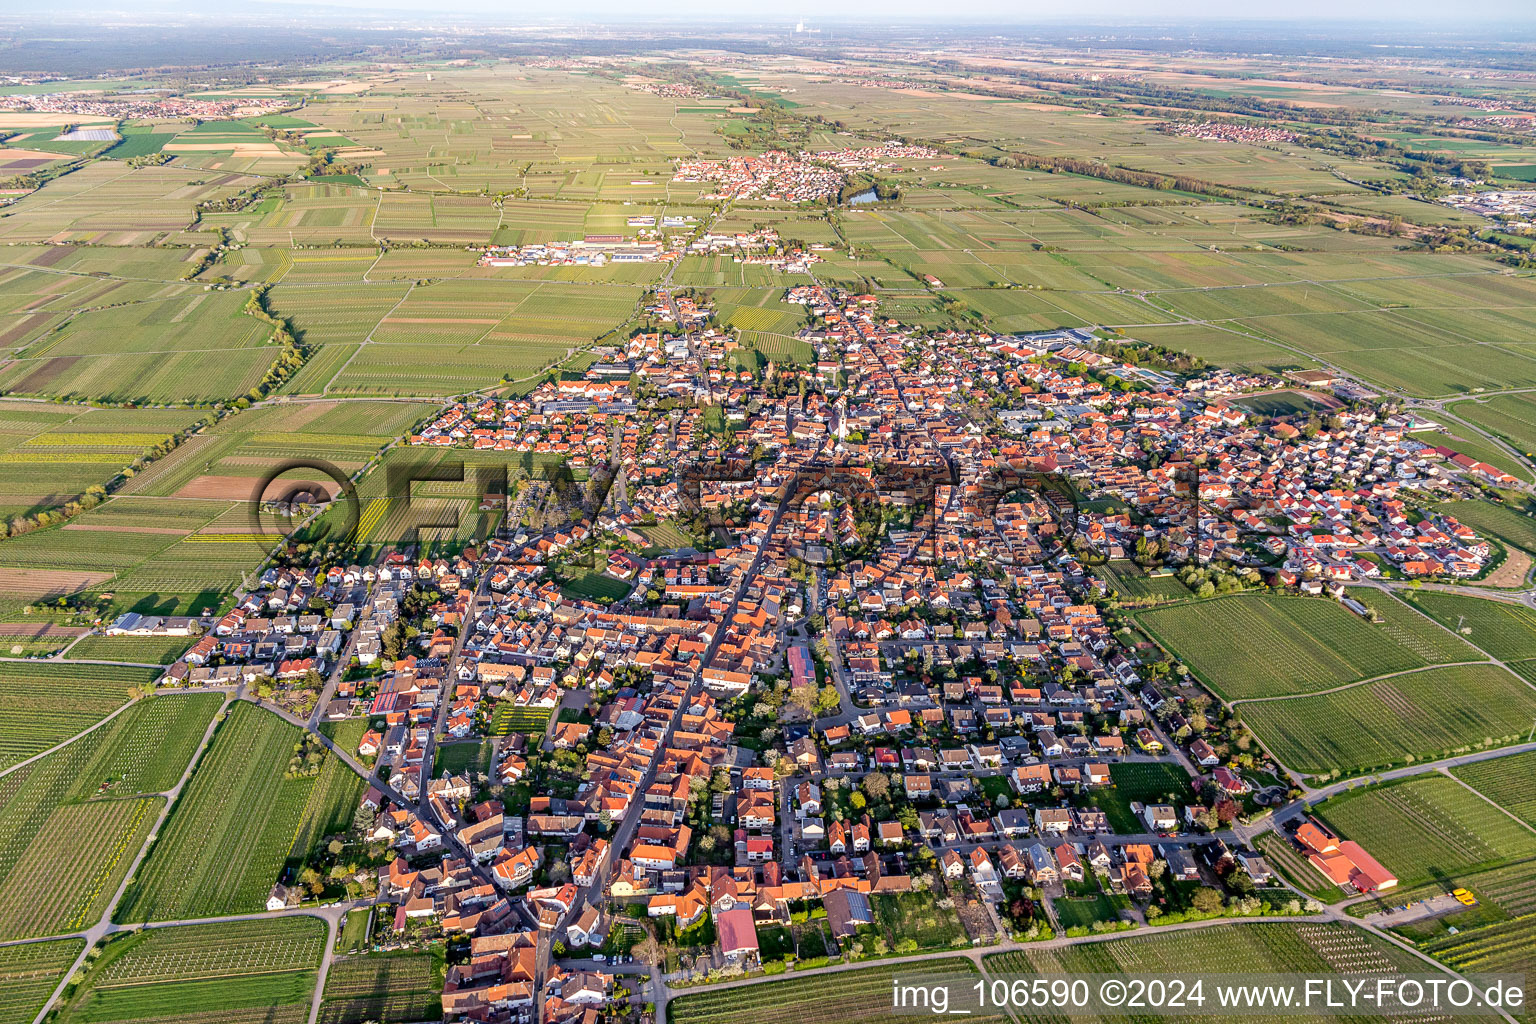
(308, 901, 341, 1024)
(319, 281, 415, 395)
(27, 686, 238, 1024)
(0, 694, 139, 780)
(1226, 659, 1492, 705)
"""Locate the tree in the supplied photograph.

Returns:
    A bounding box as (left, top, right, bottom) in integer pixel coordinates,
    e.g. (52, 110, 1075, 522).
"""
(816, 685, 841, 714)
(850, 792, 867, 811)
(787, 685, 817, 717)
(634, 932, 663, 968)
(1192, 887, 1225, 915)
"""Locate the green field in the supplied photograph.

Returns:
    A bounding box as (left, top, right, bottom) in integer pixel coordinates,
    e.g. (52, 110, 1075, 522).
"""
(435, 739, 492, 776)
(1135, 594, 1471, 701)
(986, 921, 1438, 995)
(1450, 394, 1536, 459)
(57, 917, 324, 1024)
(1452, 750, 1536, 829)
(669, 958, 1001, 1024)
(1089, 762, 1199, 834)
(317, 950, 442, 1024)
(1402, 591, 1536, 661)
(1434, 499, 1536, 555)
(559, 568, 631, 602)
(1239, 663, 1536, 776)
(1316, 775, 1536, 889)
(64, 634, 198, 664)
(116, 702, 363, 922)
(868, 890, 968, 950)
(0, 662, 162, 772)
(0, 693, 220, 939)
(0, 939, 85, 1024)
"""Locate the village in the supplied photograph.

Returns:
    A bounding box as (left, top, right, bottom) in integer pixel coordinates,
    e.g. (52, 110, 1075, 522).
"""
(116, 270, 1525, 1024)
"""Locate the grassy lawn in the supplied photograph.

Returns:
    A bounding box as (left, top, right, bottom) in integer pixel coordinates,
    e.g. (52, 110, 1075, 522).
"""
(339, 908, 372, 953)
(435, 739, 492, 776)
(559, 568, 630, 603)
(1089, 762, 1197, 833)
(870, 891, 967, 950)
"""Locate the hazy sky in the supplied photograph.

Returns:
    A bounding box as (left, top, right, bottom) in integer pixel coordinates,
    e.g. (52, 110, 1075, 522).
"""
(38, 0, 1536, 23)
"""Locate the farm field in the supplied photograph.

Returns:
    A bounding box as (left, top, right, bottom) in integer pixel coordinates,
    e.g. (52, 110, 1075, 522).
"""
(0, 662, 161, 771)
(1449, 394, 1536, 459)
(986, 921, 1437, 1001)
(868, 890, 968, 950)
(317, 950, 443, 1024)
(0, 693, 219, 939)
(0, 290, 280, 404)
(668, 958, 1001, 1024)
(7, 41, 1536, 1024)
(116, 702, 363, 922)
(1134, 594, 1470, 701)
(0, 402, 209, 524)
(1093, 560, 1189, 606)
(1314, 775, 1536, 889)
(1452, 751, 1536, 828)
(1238, 663, 1536, 776)
(0, 939, 85, 1024)
(0, 401, 437, 616)
(1410, 425, 1533, 484)
(62, 634, 197, 663)
(270, 278, 642, 396)
(1401, 591, 1536, 661)
(56, 917, 324, 1024)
